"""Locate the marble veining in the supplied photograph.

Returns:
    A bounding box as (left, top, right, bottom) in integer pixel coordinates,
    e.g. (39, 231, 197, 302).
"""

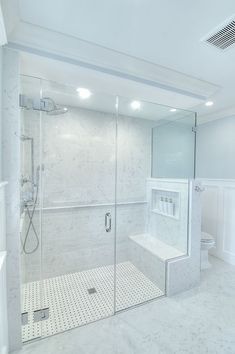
(21, 106, 153, 282)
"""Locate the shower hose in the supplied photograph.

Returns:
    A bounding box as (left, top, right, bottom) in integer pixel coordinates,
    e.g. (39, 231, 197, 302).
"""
(22, 183, 40, 254)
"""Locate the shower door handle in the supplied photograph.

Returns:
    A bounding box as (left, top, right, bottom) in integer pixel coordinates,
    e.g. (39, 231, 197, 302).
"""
(105, 212, 112, 232)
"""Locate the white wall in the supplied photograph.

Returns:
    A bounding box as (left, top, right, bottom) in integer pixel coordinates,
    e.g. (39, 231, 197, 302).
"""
(197, 116, 235, 265)
(196, 116, 235, 179)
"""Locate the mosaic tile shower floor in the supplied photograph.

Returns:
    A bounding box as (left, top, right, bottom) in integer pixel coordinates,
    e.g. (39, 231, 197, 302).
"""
(21, 261, 164, 342)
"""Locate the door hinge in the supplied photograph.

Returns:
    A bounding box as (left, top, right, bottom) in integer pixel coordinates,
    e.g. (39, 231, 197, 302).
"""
(33, 308, 49, 322)
(21, 312, 29, 325)
(192, 126, 197, 133)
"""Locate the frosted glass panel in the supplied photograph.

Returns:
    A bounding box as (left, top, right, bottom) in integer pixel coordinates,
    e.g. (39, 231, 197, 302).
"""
(152, 114, 196, 178)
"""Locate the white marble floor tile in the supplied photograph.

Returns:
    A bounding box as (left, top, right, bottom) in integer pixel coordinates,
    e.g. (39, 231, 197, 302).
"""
(14, 257, 235, 354)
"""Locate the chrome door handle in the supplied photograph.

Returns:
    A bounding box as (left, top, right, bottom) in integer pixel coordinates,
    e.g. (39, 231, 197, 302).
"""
(105, 212, 111, 232)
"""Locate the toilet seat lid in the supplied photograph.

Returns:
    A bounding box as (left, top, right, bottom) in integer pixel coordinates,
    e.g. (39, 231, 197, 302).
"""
(201, 231, 214, 242)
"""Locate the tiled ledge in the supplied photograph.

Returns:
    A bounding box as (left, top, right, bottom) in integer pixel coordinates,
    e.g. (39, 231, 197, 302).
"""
(129, 233, 185, 261)
(22, 200, 147, 212)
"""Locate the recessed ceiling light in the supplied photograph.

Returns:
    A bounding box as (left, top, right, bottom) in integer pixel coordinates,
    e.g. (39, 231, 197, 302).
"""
(170, 108, 177, 112)
(205, 101, 214, 106)
(76, 88, 92, 99)
(131, 100, 141, 110)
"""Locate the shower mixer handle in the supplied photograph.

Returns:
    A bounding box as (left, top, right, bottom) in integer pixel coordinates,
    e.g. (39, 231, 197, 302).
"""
(195, 185, 205, 193)
(105, 212, 112, 232)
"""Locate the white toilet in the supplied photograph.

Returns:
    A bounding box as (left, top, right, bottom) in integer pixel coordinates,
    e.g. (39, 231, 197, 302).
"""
(200, 232, 215, 270)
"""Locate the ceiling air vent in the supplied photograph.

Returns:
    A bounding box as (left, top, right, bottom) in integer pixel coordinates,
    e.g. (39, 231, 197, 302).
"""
(203, 16, 235, 50)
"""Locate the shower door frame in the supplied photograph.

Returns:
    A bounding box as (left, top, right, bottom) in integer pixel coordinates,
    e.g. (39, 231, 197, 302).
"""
(39, 80, 118, 339)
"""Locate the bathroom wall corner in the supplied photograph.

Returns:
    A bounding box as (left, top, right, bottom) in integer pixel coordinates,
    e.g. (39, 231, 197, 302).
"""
(166, 179, 201, 296)
(2, 47, 22, 351)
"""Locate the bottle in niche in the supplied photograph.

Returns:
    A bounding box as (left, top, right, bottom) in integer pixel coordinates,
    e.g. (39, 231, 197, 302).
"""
(169, 198, 174, 216)
(159, 196, 164, 213)
(164, 197, 168, 214)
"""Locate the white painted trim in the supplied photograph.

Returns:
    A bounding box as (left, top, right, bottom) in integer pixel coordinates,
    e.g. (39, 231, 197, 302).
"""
(198, 106, 235, 125)
(7, 21, 219, 100)
(201, 179, 235, 265)
(147, 177, 190, 185)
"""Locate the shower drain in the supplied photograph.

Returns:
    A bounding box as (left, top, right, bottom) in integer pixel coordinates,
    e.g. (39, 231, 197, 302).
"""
(88, 287, 97, 295)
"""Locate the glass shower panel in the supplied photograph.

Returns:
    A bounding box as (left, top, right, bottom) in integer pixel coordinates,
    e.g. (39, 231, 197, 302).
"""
(20, 75, 43, 342)
(115, 97, 166, 311)
(115, 97, 196, 311)
(40, 80, 117, 337)
(152, 112, 196, 178)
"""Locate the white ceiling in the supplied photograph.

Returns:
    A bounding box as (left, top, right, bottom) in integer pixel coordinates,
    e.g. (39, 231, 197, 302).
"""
(20, 54, 195, 123)
(3, 0, 235, 122)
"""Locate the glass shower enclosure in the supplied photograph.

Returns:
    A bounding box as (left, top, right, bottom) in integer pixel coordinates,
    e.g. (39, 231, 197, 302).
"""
(20, 75, 196, 342)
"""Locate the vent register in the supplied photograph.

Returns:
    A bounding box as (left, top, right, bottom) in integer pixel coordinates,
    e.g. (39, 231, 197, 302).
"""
(203, 17, 235, 50)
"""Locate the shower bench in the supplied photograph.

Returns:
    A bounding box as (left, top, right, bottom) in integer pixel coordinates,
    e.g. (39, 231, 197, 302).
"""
(128, 233, 184, 293)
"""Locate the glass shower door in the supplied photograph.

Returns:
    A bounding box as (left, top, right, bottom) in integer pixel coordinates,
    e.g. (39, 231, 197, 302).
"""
(40, 80, 117, 337)
(115, 97, 196, 311)
(20, 75, 43, 342)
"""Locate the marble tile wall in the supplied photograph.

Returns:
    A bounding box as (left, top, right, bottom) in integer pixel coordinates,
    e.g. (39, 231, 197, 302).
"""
(21, 106, 152, 282)
(22, 203, 147, 282)
(167, 180, 201, 295)
(147, 178, 189, 254)
(129, 238, 166, 291)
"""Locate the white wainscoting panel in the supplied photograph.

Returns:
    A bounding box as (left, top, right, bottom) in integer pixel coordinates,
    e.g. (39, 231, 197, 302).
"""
(223, 187, 235, 264)
(200, 179, 235, 265)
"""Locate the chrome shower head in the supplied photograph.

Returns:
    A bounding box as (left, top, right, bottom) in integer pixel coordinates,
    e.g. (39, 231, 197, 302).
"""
(46, 106, 68, 115)
(42, 97, 68, 116)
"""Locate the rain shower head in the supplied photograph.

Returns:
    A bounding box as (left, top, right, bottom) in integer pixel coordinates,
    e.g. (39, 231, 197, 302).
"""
(42, 97, 68, 116)
(19, 94, 68, 116)
(46, 106, 68, 115)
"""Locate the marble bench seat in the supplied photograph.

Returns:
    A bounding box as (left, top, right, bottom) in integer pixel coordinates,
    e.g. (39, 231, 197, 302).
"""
(129, 233, 185, 261)
(128, 233, 185, 293)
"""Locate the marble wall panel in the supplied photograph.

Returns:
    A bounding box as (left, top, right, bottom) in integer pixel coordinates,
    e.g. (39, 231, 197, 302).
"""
(21, 107, 151, 282)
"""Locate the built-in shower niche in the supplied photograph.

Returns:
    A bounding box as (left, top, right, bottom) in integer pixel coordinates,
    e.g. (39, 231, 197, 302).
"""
(151, 188, 180, 219)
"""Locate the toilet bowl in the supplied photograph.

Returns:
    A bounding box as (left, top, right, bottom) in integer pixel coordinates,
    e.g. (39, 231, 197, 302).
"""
(200, 232, 215, 270)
